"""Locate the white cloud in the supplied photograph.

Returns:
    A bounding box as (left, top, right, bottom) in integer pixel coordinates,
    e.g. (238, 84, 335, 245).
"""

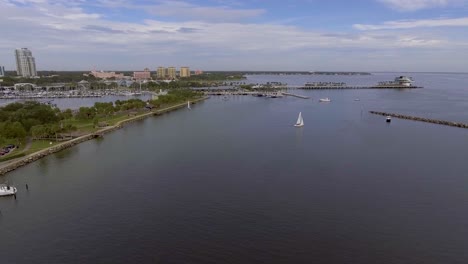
(0, 0, 467, 71)
(147, 1, 265, 22)
(354, 17, 468, 30)
(378, 0, 453, 11)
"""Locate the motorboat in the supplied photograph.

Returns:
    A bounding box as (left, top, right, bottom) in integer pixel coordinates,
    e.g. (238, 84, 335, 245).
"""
(0, 184, 17, 197)
(319, 98, 331, 102)
(386, 116, 392, 123)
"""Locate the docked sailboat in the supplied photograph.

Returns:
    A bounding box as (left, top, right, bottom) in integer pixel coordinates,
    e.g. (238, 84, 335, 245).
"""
(187, 101, 191, 109)
(294, 112, 304, 127)
(0, 184, 17, 197)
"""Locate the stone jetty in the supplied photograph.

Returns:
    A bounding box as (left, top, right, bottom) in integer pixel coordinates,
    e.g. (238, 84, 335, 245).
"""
(281, 92, 310, 99)
(0, 97, 208, 176)
(369, 111, 468, 129)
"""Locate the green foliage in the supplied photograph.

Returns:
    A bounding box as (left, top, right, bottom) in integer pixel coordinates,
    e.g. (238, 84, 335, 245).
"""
(183, 72, 245, 81)
(30, 123, 77, 139)
(62, 109, 73, 119)
(76, 107, 97, 120)
(0, 101, 61, 136)
(93, 117, 99, 128)
(1, 71, 98, 86)
(94, 102, 115, 116)
(150, 89, 200, 106)
(115, 99, 146, 111)
(240, 84, 253, 90)
(0, 121, 27, 140)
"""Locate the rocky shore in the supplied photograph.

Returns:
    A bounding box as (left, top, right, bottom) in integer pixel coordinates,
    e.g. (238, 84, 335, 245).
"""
(369, 111, 468, 129)
(0, 97, 208, 176)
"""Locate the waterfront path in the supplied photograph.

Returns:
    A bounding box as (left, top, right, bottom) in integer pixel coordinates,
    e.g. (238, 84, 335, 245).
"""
(0, 97, 208, 176)
(370, 111, 468, 129)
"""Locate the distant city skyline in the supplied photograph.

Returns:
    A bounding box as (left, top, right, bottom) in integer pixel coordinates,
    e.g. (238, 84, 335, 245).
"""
(1, 0, 468, 72)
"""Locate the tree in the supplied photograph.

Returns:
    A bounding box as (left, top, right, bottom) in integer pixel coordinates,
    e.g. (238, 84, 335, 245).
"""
(76, 107, 96, 120)
(5, 122, 27, 140)
(31, 125, 47, 139)
(62, 109, 73, 119)
(93, 117, 99, 128)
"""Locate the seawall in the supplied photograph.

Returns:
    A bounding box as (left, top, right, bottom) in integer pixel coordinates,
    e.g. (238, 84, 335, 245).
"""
(369, 111, 468, 129)
(0, 97, 208, 176)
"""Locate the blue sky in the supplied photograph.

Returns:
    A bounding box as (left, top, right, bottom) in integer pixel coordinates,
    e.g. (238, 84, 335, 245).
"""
(1, 0, 468, 71)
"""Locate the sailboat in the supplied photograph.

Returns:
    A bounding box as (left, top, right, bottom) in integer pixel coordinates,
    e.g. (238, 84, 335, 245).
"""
(294, 112, 304, 127)
(187, 101, 191, 110)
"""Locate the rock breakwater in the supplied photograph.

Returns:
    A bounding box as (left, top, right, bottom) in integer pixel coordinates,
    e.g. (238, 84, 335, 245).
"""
(369, 111, 468, 129)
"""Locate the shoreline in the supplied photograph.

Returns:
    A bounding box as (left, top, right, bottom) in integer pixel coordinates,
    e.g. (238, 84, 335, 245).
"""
(0, 97, 208, 176)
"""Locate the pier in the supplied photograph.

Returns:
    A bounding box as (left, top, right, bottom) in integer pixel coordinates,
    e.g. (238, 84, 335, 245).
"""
(282, 92, 309, 99)
(369, 111, 468, 129)
(294, 85, 422, 90)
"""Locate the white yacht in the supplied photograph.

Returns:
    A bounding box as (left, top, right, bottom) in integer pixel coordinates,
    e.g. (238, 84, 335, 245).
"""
(294, 112, 304, 127)
(0, 184, 17, 197)
(319, 98, 331, 102)
(395, 76, 413, 87)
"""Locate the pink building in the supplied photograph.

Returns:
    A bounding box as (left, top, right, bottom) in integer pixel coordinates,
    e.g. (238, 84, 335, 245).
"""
(90, 70, 124, 79)
(133, 68, 151, 80)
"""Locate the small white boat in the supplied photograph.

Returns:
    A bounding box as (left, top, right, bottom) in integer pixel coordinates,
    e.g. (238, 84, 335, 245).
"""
(294, 112, 304, 127)
(354, 98, 360, 101)
(319, 98, 331, 102)
(0, 184, 17, 197)
(386, 116, 392, 123)
(187, 101, 191, 109)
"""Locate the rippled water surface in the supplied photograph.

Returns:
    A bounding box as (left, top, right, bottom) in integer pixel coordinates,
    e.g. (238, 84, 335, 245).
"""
(1, 73, 468, 263)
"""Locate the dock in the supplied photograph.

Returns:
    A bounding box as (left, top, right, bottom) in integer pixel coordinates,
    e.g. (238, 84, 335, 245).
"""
(282, 92, 310, 99)
(369, 111, 468, 129)
(294, 85, 422, 90)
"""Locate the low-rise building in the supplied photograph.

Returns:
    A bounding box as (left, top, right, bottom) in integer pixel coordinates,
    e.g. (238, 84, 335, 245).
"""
(90, 70, 124, 79)
(133, 68, 151, 81)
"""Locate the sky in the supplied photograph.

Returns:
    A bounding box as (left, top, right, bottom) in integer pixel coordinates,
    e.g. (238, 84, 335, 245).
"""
(1, 0, 468, 72)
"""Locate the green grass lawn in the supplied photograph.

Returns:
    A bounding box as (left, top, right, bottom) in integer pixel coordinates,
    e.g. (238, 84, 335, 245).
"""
(25, 140, 60, 155)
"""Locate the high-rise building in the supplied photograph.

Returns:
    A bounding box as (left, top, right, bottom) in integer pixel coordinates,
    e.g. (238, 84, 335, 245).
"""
(156, 67, 166, 79)
(0, 66, 5, 77)
(180, 67, 190, 78)
(167, 67, 176, 79)
(15, 48, 37, 77)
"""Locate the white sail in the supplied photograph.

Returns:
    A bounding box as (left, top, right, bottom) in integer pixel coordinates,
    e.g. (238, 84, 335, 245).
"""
(187, 101, 191, 109)
(294, 112, 304, 127)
